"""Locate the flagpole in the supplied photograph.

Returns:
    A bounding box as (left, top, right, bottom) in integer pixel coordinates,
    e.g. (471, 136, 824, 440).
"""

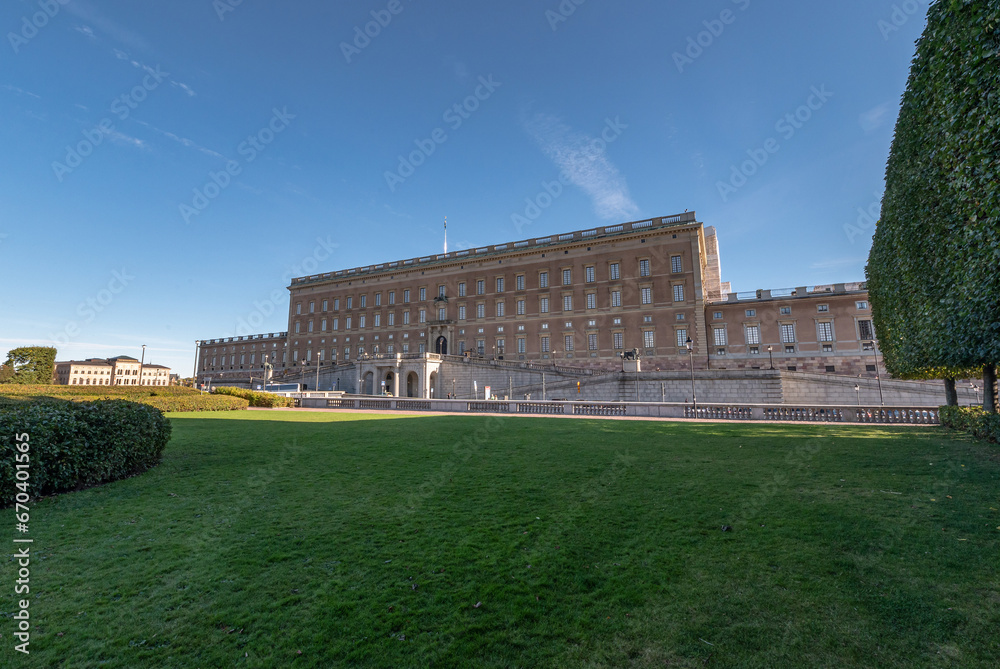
(444, 217, 448, 254)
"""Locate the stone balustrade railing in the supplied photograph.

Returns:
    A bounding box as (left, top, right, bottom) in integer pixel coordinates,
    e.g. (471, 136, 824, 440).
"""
(301, 397, 941, 425)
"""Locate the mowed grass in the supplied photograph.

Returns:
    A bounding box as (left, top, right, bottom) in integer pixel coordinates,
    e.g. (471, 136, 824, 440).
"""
(3, 412, 1000, 668)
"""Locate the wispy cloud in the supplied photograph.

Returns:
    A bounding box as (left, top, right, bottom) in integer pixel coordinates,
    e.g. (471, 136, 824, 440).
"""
(112, 50, 198, 98)
(64, 0, 152, 54)
(859, 102, 893, 133)
(132, 120, 226, 160)
(383, 203, 412, 219)
(810, 256, 867, 270)
(171, 81, 196, 97)
(692, 151, 707, 177)
(2, 85, 40, 99)
(106, 130, 148, 150)
(75, 25, 97, 40)
(524, 112, 639, 221)
(69, 3, 203, 112)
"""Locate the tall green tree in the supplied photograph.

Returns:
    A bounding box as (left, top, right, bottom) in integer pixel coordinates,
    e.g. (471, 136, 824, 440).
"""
(866, 0, 1000, 411)
(1, 346, 58, 385)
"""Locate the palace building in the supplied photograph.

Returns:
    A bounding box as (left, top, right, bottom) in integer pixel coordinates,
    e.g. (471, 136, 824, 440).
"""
(53, 356, 172, 386)
(194, 211, 883, 394)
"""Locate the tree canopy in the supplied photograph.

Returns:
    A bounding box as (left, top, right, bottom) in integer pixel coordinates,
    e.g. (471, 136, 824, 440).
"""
(867, 0, 999, 383)
(1, 346, 58, 385)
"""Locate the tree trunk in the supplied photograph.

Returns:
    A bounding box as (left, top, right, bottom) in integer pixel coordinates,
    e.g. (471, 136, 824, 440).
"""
(944, 377, 958, 406)
(984, 365, 998, 414)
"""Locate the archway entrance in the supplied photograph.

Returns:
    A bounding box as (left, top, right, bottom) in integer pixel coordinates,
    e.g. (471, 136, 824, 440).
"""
(406, 372, 419, 398)
(384, 371, 395, 396)
(435, 336, 448, 355)
(429, 371, 438, 398)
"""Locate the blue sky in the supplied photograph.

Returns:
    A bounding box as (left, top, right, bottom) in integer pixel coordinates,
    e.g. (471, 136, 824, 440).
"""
(0, 0, 930, 375)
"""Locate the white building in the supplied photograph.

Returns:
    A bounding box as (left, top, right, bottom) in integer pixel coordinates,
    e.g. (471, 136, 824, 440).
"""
(53, 356, 172, 386)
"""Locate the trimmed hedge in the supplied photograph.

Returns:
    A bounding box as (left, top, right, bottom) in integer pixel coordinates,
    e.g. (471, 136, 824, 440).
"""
(939, 406, 1000, 445)
(143, 394, 249, 412)
(212, 386, 294, 408)
(0, 385, 248, 412)
(867, 0, 1000, 380)
(0, 400, 172, 506)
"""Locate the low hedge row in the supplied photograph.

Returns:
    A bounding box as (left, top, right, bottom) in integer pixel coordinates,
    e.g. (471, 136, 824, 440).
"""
(0, 385, 248, 412)
(939, 406, 1000, 445)
(144, 394, 249, 412)
(0, 385, 197, 397)
(0, 400, 172, 506)
(212, 386, 294, 408)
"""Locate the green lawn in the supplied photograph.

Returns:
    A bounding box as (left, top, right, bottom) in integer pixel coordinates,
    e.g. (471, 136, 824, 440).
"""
(4, 412, 999, 668)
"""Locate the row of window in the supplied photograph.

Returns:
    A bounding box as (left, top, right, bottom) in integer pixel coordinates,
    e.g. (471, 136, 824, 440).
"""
(293, 258, 687, 315)
(68, 378, 168, 386)
(209, 352, 283, 366)
(710, 320, 873, 347)
(293, 286, 683, 333)
(720, 301, 870, 320)
(206, 342, 282, 355)
(289, 314, 875, 352)
(211, 319, 877, 370)
(60, 367, 166, 376)
(285, 330, 657, 363)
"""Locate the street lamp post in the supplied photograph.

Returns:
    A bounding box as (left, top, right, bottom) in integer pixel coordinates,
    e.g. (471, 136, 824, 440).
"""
(634, 349, 640, 402)
(972, 384, 981, 407)
(298, 359, 310, 391)
(138, 344, 146, 387)
(854, 383, 861, 406)
(315, 356, 321, 392)
(193, 340, 201, 385)
(686, 338, 697, 414)
(767, 345, 774, 370)
(867, 340, 884, 406)
(452, 378, 456, 399)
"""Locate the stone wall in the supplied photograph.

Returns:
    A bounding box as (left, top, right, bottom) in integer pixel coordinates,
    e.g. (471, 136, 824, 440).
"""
(286, 358, 977, 406)
(434, 365, 785, 404)
(780, 372, 977, 407)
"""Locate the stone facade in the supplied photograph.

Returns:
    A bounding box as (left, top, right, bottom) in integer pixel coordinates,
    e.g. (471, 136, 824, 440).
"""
(707, 285, 878, 376)
(195, 211, 894, 396)
(194, 332, 289, 387)
(282, 212, 712, 372)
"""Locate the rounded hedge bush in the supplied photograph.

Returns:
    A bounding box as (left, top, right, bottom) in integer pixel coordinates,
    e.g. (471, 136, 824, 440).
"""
(0, 399, 172, 506)
(211, 386, 294, 408)
(939, 405, 1000, 445)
